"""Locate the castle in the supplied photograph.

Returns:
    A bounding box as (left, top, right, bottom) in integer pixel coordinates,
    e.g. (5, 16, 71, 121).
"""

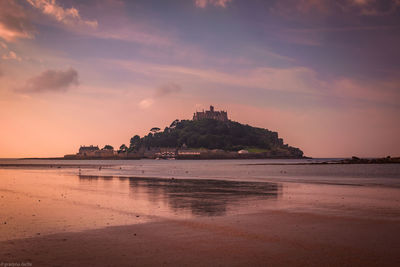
(76, 145, 115, 157)
(193, 105, 228, 122)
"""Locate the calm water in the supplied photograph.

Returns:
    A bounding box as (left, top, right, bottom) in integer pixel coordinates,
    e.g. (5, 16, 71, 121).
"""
(1, 159, 400, 241)
(1, 158, 400, 186)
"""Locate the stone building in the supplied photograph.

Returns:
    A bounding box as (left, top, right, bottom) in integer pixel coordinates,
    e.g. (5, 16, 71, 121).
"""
(193, 105, 228, 122)
(78, 145, 99, 157)
(77, 145, 116, 158)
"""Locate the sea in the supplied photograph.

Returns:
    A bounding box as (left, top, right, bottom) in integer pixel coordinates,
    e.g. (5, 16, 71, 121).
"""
(1, 158, 399, 241)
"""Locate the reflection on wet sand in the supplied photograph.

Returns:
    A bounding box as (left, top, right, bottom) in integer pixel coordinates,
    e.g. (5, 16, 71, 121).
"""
(79, 175, 280, 216)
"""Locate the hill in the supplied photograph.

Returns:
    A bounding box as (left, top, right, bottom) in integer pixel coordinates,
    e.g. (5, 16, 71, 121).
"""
(129, 119, 304, 158)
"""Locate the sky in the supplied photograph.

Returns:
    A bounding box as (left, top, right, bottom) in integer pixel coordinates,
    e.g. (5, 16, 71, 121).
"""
(0, 0, 399, 158)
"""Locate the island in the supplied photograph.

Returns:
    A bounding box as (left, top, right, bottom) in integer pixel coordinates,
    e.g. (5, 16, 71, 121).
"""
(64, 105, 304, 159)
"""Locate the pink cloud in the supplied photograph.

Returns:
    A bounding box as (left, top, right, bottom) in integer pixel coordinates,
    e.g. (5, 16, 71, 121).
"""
(332, 78, 400, 105)
(352, 0, 369, 5)
(0, 0, 35, 42)
(19, 68, 79, 93)
(91, 26, 173, 47)
(155, 82, 182, 97)
(195, 0, 232, 8)
(348, 0, 400, 15)
(27, 0, 98, 27)
(138, 98, 154, 109)
(114, 59, 324, 95)
(2, 50, 22, 61)
(0, 40, 21, 60)
(271, 0, 400, 17)
(139, 82, 183, 109)
(83, 2, 174, 48)
(111, 58, 400, 108)
(274, 30, 322, 46)
(270, 0, 331, 18)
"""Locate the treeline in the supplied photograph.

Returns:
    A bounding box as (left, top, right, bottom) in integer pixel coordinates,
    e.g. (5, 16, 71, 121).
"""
(120, 119, 303, 157)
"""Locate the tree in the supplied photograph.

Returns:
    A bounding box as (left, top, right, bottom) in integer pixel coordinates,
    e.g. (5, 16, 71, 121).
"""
(119, 144, 128, 152)
(103, 145, 114, 150)
(123, 119, 303, 157)
(130, 135, 141, 147)
(129, 135, 141, 152)
(170, 119, 179, 128)
(150, 127, 161, 133)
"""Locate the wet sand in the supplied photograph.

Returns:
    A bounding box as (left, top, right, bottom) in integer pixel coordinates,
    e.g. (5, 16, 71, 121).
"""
(1, 210, 400, 266)
(1, 162, 400, 266)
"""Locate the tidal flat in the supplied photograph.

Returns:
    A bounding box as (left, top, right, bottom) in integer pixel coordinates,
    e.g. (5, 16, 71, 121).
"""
(0, 159, 399, 266)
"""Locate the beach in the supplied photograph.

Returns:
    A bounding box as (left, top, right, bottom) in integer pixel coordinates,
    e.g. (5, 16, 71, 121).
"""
(1, 159, 400, 266)
(2, 209, 400, 266)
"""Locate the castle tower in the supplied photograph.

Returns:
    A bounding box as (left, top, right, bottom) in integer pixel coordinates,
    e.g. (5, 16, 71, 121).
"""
(193, 105, 228, 122)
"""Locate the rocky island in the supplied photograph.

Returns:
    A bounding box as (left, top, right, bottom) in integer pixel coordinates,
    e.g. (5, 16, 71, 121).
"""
(65, 106, 304, 159)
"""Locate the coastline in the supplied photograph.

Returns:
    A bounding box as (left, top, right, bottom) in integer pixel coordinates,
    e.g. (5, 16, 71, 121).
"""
(0, 156, 399, 167)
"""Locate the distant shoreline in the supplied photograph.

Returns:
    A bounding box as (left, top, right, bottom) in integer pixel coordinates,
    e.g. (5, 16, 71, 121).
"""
(243, 157, 400, 165)
(0, 157, 399, 167)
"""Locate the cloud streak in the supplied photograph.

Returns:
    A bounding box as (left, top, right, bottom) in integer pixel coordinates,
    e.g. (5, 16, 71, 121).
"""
(195, 0, 232, 8)
(0, 0, 35, 42)
(91, 26, 172, 47)
(272, 0, 400, 17)
(155, 82, 182, 97)
(117, 60, 323, 95)
(139, 82, 183, 109)
(2, 50, 22, 61)
(138, 98, 154, 109)
(19, 67, 79, 93)
(27, 0, 98, 27)
(348, 0, 400, 16)
(113, 59, 400, 107)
